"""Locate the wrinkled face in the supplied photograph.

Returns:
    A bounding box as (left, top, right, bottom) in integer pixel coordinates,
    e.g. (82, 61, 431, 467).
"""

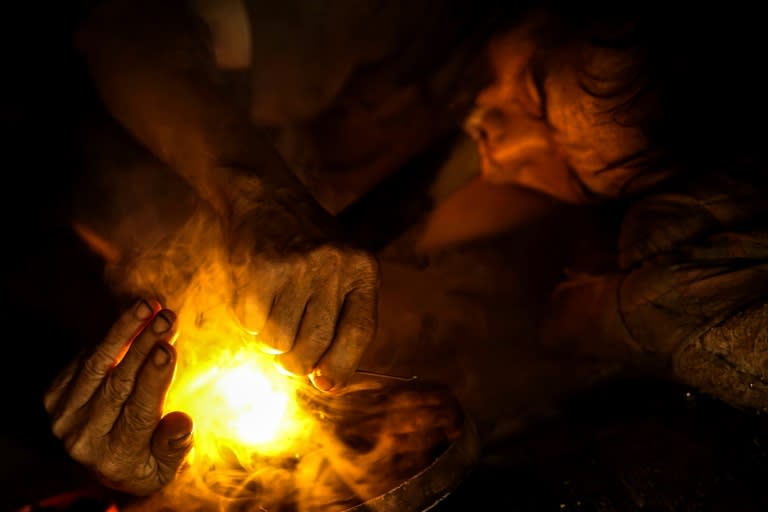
(465, 18, 655, 203)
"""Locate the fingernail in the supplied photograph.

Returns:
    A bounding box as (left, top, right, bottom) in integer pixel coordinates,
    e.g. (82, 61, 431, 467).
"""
(274, 361, 297, 377)
(168, 431, 193, 450)
(152, 343, 172, 366)
(135, 300, 154, 320)
(153, 310, 176, 334)
(313, 374, 335, 392)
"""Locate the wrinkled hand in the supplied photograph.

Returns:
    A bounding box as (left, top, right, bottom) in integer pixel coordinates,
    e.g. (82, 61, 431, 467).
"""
(230, 206, 380, 393)
(44, 300, 193, 496)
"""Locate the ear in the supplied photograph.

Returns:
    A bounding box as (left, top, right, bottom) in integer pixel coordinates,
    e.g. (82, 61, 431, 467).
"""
(72, 223, 122, 264)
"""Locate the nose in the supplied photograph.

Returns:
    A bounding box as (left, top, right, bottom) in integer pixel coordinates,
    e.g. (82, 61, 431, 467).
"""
(465, 107, 507, 145)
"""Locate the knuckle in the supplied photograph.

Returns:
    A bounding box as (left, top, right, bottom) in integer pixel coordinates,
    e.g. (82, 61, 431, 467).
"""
(64, 434, 96, 465)
(82, 350, 114, 380)
(105, 434, 139, 464)
(344, 322, 375, 343)
(50, 417, 69, 439)
(121, 400, 157, 432)
(109, 317, 140, 342)
(135, 460, 161, 483)
(95, 459, 119, 480)
(350, 250, 377, 268)
(306, 331, 333, 352)
(309, 246, 380, 289)
(312, 244, 344, 269)
(102, 372, 134, 404)
(303, 311, 336, 342)
(348, 251, 379, 285)
(288, 254, 310, 275)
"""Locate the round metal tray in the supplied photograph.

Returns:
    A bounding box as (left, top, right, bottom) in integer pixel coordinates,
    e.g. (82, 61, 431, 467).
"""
(346, 414, 480, 512)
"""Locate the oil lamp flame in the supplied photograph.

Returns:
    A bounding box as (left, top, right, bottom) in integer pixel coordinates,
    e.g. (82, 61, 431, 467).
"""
(211, 362, 289, 444)
(164, 344, 308, 461)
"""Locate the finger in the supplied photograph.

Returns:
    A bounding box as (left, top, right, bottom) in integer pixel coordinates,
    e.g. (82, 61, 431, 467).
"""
(88, 310, 177, 434)
(275, 293, 338, 376)
(312, 287, 377, 392)
(43, 357, 80, 414)
(151, 411, 194, 484)
(259, 287, 308, 354)
(108, 342, 176, 454)
(52, 299, 158, 420)
(233, 275, 279, 337)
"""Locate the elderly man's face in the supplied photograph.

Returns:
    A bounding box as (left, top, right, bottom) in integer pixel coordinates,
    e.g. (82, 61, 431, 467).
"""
(466, 19, 654, 203)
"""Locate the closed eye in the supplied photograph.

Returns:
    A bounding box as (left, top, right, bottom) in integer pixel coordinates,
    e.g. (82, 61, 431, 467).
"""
(527, 59, 549, 123)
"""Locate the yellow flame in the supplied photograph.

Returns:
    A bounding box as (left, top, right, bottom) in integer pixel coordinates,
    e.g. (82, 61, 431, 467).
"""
(145, 252, 314, 470)
(212, 362, 288, 444)
(165, 341, 309, 463)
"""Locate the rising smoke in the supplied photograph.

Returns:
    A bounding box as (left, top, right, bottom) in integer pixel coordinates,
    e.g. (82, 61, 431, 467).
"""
(74, 119, 463, 511)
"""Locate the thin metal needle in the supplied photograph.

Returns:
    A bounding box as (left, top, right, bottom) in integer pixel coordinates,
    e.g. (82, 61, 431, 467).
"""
(355, 369, 419, 381)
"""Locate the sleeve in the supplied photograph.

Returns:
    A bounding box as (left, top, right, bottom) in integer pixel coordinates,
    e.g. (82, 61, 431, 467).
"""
(543, 171, 768, 410)
(617, 172, 768, 409)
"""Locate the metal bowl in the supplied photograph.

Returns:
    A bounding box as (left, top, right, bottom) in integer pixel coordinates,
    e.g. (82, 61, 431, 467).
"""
(346, 414, 480, 512)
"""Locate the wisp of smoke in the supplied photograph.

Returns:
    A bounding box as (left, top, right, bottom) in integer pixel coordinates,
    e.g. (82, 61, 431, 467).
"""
(98, 199, 462, 512)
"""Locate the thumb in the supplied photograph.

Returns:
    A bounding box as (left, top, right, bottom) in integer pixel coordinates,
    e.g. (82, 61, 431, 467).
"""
(151, 411, 194, 481)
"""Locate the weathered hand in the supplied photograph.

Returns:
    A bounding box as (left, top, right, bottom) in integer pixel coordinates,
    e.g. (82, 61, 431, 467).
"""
(76, 0, 382, 395)
(43, 300, 193, 496)
(231, 208, 380, 393)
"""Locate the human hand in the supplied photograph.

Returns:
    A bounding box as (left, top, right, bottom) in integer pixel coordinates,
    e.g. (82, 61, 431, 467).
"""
(43, 300, 193, 496)
(230, 205, 380, 393)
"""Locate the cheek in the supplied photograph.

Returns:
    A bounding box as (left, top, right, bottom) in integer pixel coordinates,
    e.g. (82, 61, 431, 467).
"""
(545, 67, 651, 198)
(466, 106, 585, 203)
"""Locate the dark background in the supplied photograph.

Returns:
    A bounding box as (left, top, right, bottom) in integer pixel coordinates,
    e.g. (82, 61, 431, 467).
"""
(3, 3, 768, 511)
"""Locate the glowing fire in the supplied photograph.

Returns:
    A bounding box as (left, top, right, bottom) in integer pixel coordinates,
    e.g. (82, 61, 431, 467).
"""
(211, 361, 288, 444)
(164, 340, 310, 463)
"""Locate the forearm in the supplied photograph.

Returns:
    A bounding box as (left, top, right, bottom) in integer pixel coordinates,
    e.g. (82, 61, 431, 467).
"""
(674, 301, 768, 409)
(76, 0, 329, 234)
(539, 272, 647, 365)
